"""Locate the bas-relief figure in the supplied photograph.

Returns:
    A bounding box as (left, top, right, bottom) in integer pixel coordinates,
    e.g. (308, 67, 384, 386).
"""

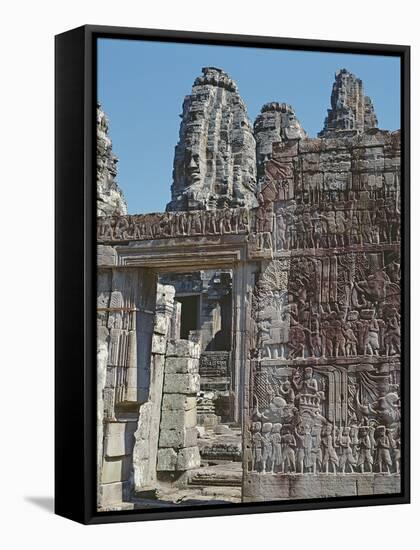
(96, 66, 402, 510)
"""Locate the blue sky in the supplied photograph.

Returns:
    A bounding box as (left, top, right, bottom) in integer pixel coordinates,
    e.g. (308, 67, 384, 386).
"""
(97, 38, 400, 214)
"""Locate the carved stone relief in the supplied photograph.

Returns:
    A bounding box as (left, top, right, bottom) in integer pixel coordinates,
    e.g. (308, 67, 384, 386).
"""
(96, 66, 402, 509)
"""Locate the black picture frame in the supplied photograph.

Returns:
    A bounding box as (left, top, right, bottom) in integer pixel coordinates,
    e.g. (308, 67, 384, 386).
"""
(55, 24, 410, 525)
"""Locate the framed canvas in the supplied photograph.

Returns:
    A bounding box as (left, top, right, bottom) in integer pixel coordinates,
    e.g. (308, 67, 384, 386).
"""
(55, 25, 410, 524)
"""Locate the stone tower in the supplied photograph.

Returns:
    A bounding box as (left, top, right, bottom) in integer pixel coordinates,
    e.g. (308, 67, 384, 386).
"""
(167, 67, 258, 211)
(319, 68, 378, 136)
(254, 102, 307, 185)
(97, 104, 128, 217)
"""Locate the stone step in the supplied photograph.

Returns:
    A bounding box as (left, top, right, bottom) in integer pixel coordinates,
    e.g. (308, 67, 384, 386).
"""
(187, 464, 243, 487)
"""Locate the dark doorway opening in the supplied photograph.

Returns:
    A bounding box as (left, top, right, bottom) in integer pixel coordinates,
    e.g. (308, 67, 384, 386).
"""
(177, 295, 200, 340)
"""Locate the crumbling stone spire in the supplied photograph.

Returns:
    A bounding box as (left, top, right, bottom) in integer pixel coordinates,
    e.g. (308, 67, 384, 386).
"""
(254, 102, 307, 184)
(167, 67, 258, 212)
(97, 103, 128, 217)
(319, 69, 378, 137)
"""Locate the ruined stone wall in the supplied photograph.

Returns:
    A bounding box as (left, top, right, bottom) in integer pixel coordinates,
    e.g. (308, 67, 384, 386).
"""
(133, 284, 176, 492)
(97, 66, 402, 507)
(244, 125, 401, 501)
(97, 250, 157, 508)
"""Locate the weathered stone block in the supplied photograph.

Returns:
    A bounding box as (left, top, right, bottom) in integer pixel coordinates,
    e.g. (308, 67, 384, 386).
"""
(157, 448, 178, 471)
(160, 407, 197, 430)
(373, 474, 400, 495)
(100, 480, 131, 507)
(159, 427, 198, 449)
(242, 473, 400, 502)
(161, 394, 197, 411)
(151, 333, 167, 355)
(97, 245, 117, 267)
(101, 456, 131, 483)
(165, 357, 199, 374)
(154, 312, 169, 336)
(163, 373, 200, 394)
(176, 446, 200, 470)
(104, 421, 135, 458)
(166, 340, 200, 358)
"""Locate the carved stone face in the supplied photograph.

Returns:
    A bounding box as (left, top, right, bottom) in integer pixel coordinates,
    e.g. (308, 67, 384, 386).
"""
(282, 111, 307, 140)
(304, 367, 313, 379)
(169, 67, 258, 211)
(184, 150, 203, 187)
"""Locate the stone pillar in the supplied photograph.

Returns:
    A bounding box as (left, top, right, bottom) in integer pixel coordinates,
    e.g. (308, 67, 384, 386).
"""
(157, 340, 201, 472)
(133, 284, 175, 492)
(97, 264, 158, 509)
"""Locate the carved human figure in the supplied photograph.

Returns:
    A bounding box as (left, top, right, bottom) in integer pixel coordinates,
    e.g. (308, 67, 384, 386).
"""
(310, 425, 323, 474)
(285, 202, 297, 249)
(294, 206, 305, 249)
(288, 323, 307, 359)
(320, 206, 337, 248)
(309, 313, 322, 357)
(330, 312, 346, 357)
(281, 429, 296, 473)
(360, 208, 372, 243)
(390, 427, 401, 474)
(342, 322, 358, 356)
(295, 424, 313, 474)
(251, 421, 263, 472)
(335, 209, 346, 247)
(293, 366, 319, 397)
(364, 315, 380, 355)
(301, 206, 314, 249)
(384, 308, 401, 356)
(310, 208, 321, 249)
(338, 427, 356, 473)
(375, 426, 392, 474)
(321, 318, 334, 357)
(372, 203, 386, 243)
(357, 426, 373, 473)
(276, 209, 287, 250)
(349, 422, 359, 464)
(261, 422, 273, 474)
(238, 208, 249, 231)
(321, 424, 339, 474)
(385, 199, 399, 243)
(209, 210, 218, 234)
(101, 217, 115, 240)
(270, 423, 283, 473)
(114, 216, 130, 240)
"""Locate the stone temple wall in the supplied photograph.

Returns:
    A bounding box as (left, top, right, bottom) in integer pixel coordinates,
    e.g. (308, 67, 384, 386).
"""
(244, 128, 401, 500)
(97, 66, 402, 508)
(97, 254, 157, 509)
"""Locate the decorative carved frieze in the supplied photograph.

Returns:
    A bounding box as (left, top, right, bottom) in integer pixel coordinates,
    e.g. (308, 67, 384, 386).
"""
(97, 207, 250, 243)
